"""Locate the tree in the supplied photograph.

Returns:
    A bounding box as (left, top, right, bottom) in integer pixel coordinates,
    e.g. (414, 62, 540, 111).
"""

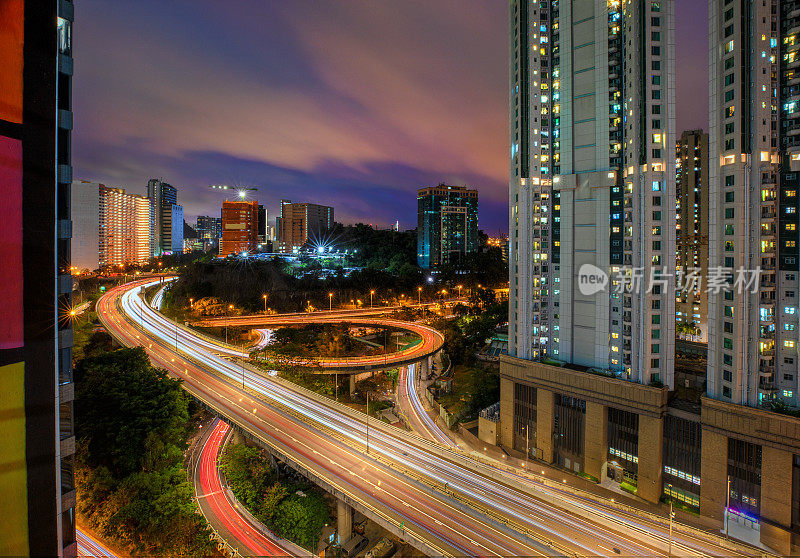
(75, 348, 189, 477)
(260, 482, 288, 523)
(74, 348, 212, 555)
(218, 443, 273, 511)
(273, 493, 331, 549)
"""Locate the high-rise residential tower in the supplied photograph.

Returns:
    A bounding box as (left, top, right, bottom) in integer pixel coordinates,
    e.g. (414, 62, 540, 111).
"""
(416, 184, 479, 269)
(699, 2, 800, 545)
(98, 185, 151, 267)
(71, 180, 101, 272)
(0, 1, 77, 554)
(675, 130, 710, 342)
(507, 0, 676, 384)
(708, 0, 800, 408)
(501, 0, 677, 504)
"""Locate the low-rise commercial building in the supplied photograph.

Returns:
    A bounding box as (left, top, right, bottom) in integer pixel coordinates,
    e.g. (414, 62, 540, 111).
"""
(276, 199, 334, 252)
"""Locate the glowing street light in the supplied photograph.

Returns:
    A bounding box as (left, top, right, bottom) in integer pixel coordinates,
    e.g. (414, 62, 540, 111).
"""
(328, 292, 333, 312)
(226, 304, 234, 345)
(457, 285, 463, 297)
(370, 290, 375, 308)
(262, 294, 268, 313)
(417, 286, 422, 305)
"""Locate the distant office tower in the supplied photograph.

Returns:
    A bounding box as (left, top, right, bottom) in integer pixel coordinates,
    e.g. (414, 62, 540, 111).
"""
(507, 0, 676, 387)
(0, 1, 77, 554)
(196, 215, 222, 250)
(258, 204, 267, 243)
(71, 180, 100, 272)
(98, 185, 151, 267)
(146, 178, 183, 256)
(182, 221, 200, 252)
(276, 199, 334, 252)
(220, 200, 259, 257)
(416, 184, 478, 269)
(675, 131, 709, 342)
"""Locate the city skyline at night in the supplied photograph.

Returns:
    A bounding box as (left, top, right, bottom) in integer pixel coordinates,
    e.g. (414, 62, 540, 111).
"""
(72, 0, 706, 233)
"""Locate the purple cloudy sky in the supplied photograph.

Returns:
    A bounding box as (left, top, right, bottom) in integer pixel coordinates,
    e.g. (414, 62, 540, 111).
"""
(73, 1, 707, 234)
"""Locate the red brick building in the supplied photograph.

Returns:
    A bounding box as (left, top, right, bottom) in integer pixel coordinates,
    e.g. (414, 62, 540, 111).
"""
(219, 200, 258, 257)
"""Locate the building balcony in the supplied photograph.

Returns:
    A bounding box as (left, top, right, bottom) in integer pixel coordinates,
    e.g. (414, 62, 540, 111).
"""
(759, 380, 777, 392)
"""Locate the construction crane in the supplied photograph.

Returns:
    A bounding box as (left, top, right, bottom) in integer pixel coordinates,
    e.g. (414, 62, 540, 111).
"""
(209, 184, 258, 199)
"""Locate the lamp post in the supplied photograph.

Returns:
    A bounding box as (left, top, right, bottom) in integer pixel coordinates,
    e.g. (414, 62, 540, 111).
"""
(262, 293, 267, 313)
(370, 290, 375, 308)
(328, 292, 333, 312)
(725, 475, 731, 538)
(226, 304, 234, 345)
(457, 284, 463, 298)
(525, 425, 529, 469)
(366, 391, 370, 455)
(668, 501, 674, 558)
(417, 287, 422, 305)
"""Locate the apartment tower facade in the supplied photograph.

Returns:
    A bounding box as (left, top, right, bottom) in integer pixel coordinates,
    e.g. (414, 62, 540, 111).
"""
(98, 185, 151, 267)
(508, 0, 676, 386)
(0, 1, 77, 554)
(502, 0, 677, 505)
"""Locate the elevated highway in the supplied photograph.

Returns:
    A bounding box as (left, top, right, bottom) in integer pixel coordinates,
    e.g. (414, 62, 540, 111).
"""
(97, 279, 768, 558)
(193, 313, 444, 373)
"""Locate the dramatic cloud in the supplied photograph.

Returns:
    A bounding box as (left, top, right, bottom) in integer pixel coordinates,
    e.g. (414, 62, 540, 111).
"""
(73, 1, 706, 233)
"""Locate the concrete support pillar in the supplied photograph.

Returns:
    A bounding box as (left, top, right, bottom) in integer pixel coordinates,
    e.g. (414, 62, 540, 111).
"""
(699, 429, 727, 525)
(499, 377, 514, 449)
(337, 499, 353, 542)
(536, 389, 554, 463)
(230, 428, 245, 445)
(637, 414, 664, 504)
(419, 358, 429, 379)
(584, 402, 607, 481)
(760, 446, 793, 555)
(349, 373, 356, 397)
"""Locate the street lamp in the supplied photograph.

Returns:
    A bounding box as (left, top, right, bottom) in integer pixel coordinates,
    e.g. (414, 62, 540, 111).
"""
(226, 304, 234, 345)
(262, 293, 268, 313)
(328, 292, 333, 312)
(417, 286, 422, 305)
(189, 297, 194, 308)
(668, 501, 675, 558)
(457, 285, 463, 298)
(370, 290, 375, 308)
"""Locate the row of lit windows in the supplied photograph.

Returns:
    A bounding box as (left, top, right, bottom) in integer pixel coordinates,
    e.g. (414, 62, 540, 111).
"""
(663, 465, 700, 485)
(609, 447, 638, 464)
